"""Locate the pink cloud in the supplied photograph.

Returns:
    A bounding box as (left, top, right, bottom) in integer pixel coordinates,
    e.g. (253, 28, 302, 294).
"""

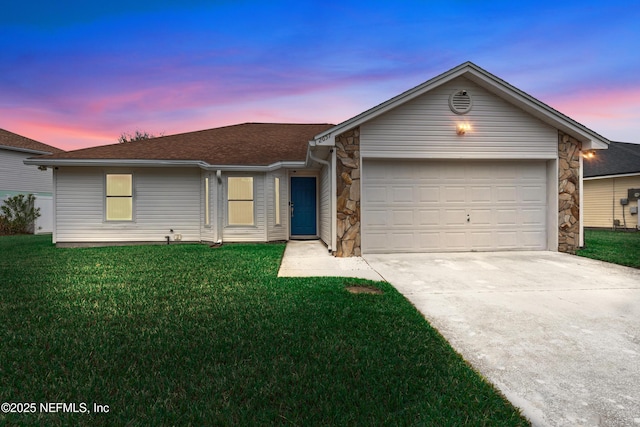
(547, 87, 640, 120)
(546, 87, 640, 142)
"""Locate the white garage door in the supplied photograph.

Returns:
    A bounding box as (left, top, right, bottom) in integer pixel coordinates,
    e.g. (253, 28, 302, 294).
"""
(362, 160, 548, 253)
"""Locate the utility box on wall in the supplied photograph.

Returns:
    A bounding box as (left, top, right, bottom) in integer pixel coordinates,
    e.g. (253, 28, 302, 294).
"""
(628, 188, 640, 201)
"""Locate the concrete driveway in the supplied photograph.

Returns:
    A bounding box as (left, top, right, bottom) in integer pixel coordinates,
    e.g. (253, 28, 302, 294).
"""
(364, 251, 640, 427)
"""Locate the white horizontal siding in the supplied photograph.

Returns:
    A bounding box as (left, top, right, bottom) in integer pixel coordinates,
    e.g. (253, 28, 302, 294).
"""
(222, 173, 267, 242)
(55, 167, 201, 243)
(266, 170, 288, 241)
(360, 76, 558, 159)
(0, 149, 53, 194)
(319, 164, 331, 246)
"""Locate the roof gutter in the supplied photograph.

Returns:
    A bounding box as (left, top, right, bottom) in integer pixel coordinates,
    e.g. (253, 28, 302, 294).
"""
(1, 144, 56, 155)
(584, 172, 640, 180)
(23, 157, 306, 172)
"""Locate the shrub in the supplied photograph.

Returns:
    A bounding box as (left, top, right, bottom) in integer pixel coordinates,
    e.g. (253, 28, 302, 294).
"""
(0, 194, 41, 234)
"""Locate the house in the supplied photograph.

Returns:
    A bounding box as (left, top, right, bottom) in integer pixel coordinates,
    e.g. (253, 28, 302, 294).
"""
(1, 128, 63, 233)
(26, 62, 610, 254)
(583, 141, 640, 230)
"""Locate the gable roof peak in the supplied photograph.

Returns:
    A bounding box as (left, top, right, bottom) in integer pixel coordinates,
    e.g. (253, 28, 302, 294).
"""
(312, 61, 609, 150)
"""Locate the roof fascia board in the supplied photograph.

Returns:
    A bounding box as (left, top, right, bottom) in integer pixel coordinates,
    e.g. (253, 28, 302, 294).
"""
(1, 144, 54, 155)
(584, 172, 640, 180)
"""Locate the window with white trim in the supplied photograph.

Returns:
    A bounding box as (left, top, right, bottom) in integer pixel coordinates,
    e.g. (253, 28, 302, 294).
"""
(228, 177, 254, 225)
(106, 174, 133, 221)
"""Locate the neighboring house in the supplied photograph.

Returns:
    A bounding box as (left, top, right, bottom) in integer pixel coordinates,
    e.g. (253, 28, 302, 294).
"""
(26, 62, 610, 255)
(1, 128, 64, 233)
(583, 141, 640, 230)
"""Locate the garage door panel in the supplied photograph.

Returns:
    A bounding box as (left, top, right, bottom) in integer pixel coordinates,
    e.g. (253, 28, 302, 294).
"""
(470, 209, 492, 225)
(365, 210, 388, 226)
(388, 232, 415, 251)
(521, 185, 545, 203)
(366, 232, 389, 250)
(496, 231, 518, 248)
(522, 231, 546, 248)
(494, 166, 518, 179)
(521, 208, 545, 225)
(364, 185, 387, 203)
(470, 186, 492, 203)
(362, 160, 548, 253)
(496, 209, 518, 225)
(417, 232, 442, 249)
(471, 232, 493, 249)
(443, 232, 467, 249)
(392, 210, 414, 226)
(497, 186, 517, 202)
(444, 187, 466, 203)
(391, 186, 413, 202)
(418, 210, 440, 226)
(444, 209, 467, 225)
(419, 187, 440, 203)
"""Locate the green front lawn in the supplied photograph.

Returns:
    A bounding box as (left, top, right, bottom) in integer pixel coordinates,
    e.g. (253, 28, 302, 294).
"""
(578, 229, 640, 268)
(1, 235, 528, 426)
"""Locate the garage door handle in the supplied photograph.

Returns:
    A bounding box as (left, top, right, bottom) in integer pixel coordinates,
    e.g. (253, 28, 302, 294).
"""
(467, 214, 470, 222)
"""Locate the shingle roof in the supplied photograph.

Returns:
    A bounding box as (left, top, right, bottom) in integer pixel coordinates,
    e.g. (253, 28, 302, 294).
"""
(584, 141, 640, 178)
(0, 128, 63, 154)
(32, 123, 333, 166)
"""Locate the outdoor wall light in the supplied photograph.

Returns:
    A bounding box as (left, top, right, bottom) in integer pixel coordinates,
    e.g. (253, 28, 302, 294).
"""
(456, 123, 471, 135)
(582, 150, 596, 159)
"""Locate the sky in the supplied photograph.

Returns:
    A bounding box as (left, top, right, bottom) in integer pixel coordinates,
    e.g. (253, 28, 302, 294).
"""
(1, 0, 639, 151)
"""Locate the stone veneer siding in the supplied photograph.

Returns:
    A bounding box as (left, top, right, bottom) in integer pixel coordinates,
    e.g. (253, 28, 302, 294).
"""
(335, 128, 361, 257)
(558, 132, 581, 254)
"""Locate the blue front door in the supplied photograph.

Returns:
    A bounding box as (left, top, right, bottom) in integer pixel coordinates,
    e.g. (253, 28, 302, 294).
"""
(290, 177, 316, 236)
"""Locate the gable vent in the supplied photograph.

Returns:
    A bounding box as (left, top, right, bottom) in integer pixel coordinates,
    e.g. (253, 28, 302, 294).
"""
(449, 89, 472, 114)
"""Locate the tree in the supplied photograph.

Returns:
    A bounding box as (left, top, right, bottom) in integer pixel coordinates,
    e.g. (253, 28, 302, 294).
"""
(117, 130, 157, 143)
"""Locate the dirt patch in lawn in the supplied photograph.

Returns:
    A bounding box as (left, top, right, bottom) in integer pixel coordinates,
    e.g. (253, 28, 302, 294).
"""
(346, 285, 384, 295)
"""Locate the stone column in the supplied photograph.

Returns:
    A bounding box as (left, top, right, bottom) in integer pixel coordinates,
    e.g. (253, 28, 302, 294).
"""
(558, 132, 581, 254)
(335, 128, 361, 257)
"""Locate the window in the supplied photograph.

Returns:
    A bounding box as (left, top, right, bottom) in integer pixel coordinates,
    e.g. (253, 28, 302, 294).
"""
(275, 177, 281, 226)
(204, 177, 210, 227)
(106, 174, 132, 221)
(228, 177, 254, 225)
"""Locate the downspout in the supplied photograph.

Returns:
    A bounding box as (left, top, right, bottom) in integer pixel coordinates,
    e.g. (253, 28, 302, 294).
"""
(52, 168, 58, 244)
(579, 153, 584, 248)
(330, 147, 337, 255)
(216, 170, 223, 244)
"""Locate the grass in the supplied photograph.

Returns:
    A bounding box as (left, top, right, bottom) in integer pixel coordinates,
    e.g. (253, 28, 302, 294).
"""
(0, 235, 529, 426)
(578, 229, 640, 268)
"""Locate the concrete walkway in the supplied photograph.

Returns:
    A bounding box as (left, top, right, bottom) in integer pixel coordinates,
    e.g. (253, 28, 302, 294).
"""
(277, 240, 383, 281)
(365, 251, 640, 427)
